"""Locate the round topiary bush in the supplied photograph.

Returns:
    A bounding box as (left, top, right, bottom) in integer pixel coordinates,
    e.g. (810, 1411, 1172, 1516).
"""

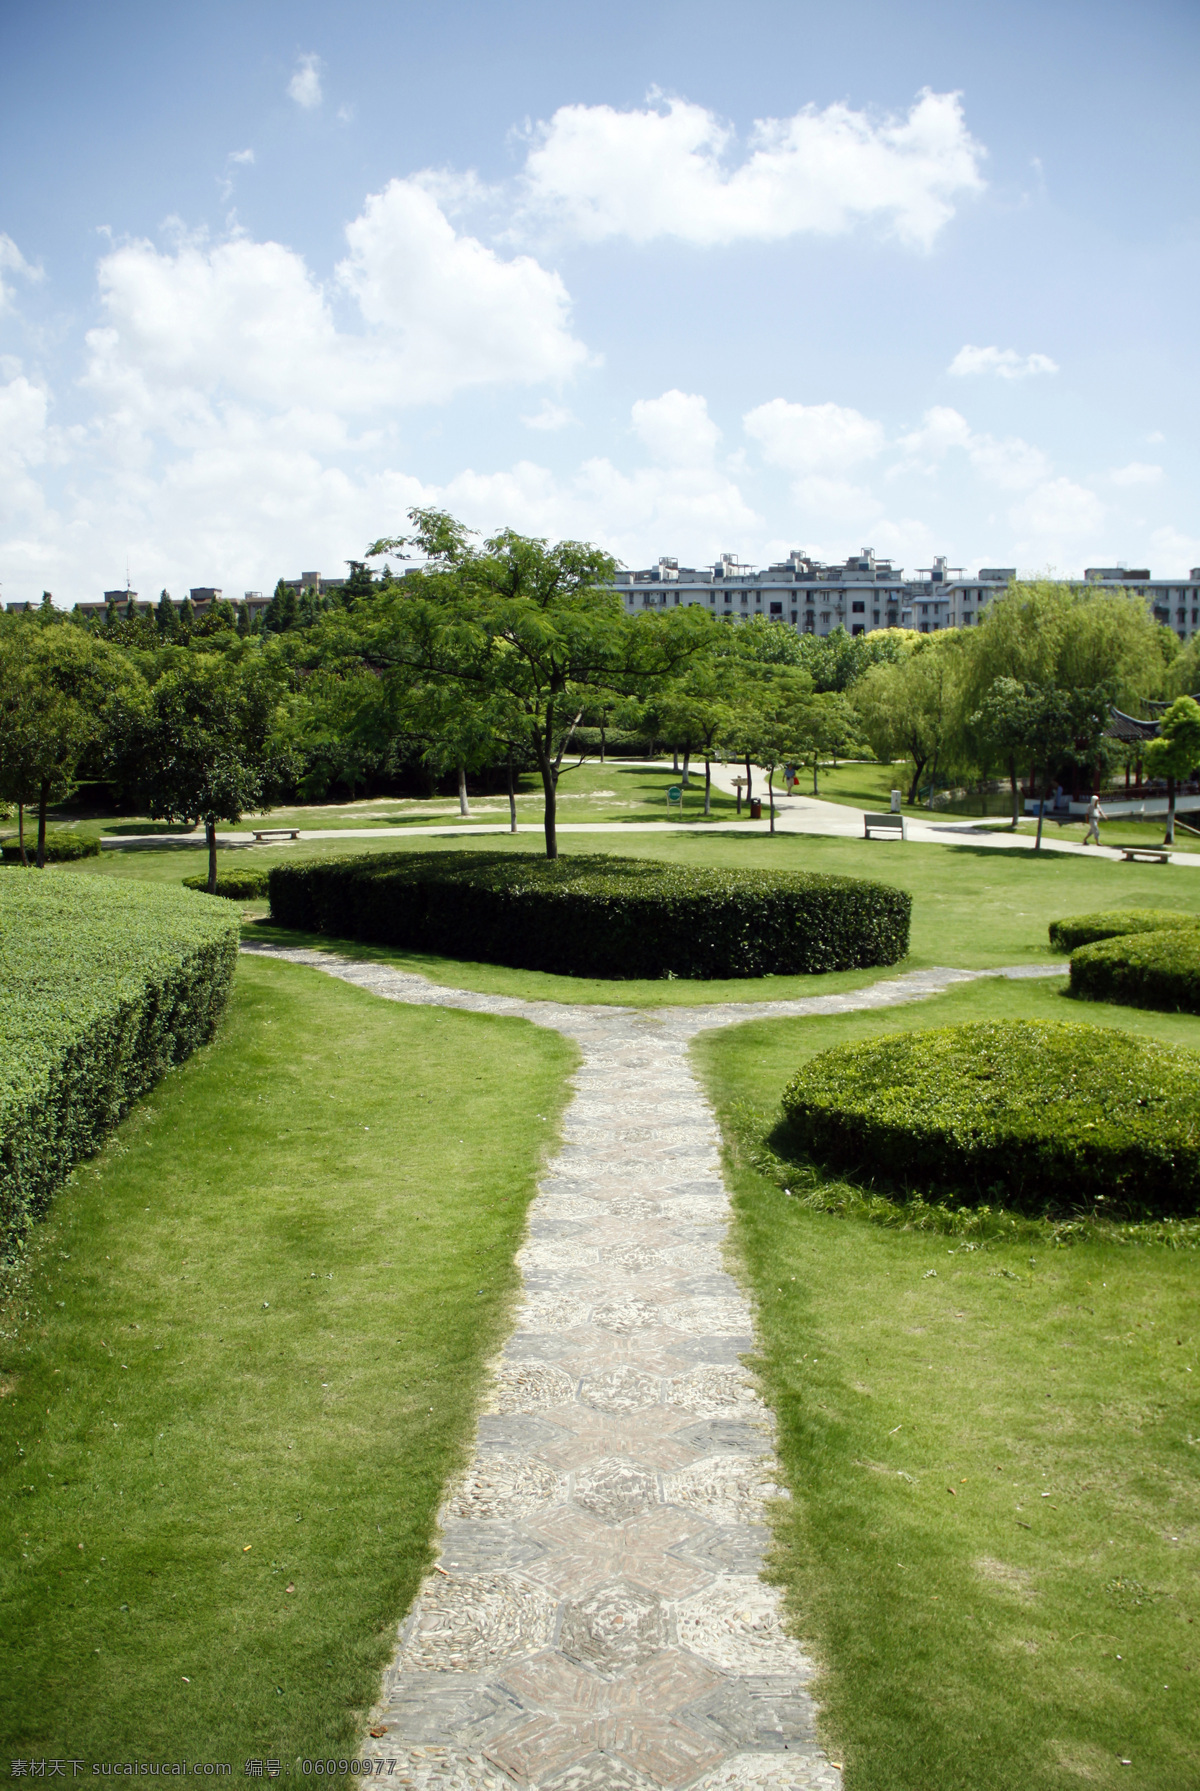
(780, 1020, 1200, 1217)
(182, 869, 270, 900)
(1, 831, 100, 864)
(267, 850, 912, 980)
(1048, 908, 1199, 952)
(1070, 928, 1200, 1013)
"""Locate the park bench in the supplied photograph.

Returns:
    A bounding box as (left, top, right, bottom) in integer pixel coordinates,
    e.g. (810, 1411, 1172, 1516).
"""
(1120, 846, 1171, 864)
(252, 828, 300, 841)
(863, 812, 907, 841)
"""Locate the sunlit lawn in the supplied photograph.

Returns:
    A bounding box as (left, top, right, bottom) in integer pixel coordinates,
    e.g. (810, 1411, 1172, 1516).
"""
(696, 974, 1200, 1791)
(0, 953, 575, 1762)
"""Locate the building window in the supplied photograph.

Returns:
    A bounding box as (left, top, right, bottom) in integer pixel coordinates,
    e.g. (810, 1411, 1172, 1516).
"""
(921, 603, 929, 616)
(769, 601, 783, 615)
(790, 611, 798, 624)
(741, 594, 748, 606)
(851, 600, 865, 613)
(820, 612, 831, 627)
(852, 624, 865, 637)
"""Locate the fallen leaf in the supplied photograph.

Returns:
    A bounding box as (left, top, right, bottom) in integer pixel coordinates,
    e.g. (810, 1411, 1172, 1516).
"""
(285, 1583, 295, 1593)
(182, 1676, 190, 1684)
(368, 1728, 388, 1739)
(946, 1486, 957, 1496)
(243, 1545, 252, 1552)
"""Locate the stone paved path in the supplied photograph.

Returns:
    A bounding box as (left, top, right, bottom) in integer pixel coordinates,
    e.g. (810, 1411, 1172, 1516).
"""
(242, 946, 1065, 1790)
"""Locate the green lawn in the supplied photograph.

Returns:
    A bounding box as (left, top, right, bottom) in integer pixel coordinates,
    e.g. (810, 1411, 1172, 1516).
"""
(695, 975, 1200, 1791)
(32, 760, 744, 843)
(49, 826, 1200, 1008)
(0, 952, 576, 1763)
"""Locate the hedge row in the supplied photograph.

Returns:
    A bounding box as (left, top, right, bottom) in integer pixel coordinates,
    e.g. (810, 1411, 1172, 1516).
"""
(780, 1019, 1200, 1218)
(0, 873, 240, 1262)
(267, 850, 912, 979)
(183, 868, 271, 900)
(1048, 907, 1198, 952)
(1, 831, 101, 864)
(1071, 928, 1200, 1014)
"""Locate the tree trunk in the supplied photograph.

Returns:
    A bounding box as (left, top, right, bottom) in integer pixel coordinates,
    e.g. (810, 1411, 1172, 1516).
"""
(681, 749, 690, 788)
(672, 749, 679, 773)
(906, 758, 927, 805)
(812, 755, 819, 796)
(704, 759, 712, 818)
(744, 757, 753, 802)
(36, 779, 48, 869)
(599, 722, 606, 765)
(534, 732, 559, 859)
(767, 768, 776, 835)
(205, 817, 218, 893)
(457, 762, 470, 817)
(1165, 774, 1176, 846)
(17, 802, 27, 866)
(1034, 771, 1046, 852)
(1008, 753, 1019, 828)
(507, 750, 518, 833)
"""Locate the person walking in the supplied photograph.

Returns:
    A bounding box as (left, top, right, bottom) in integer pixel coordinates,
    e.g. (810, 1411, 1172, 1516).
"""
(1084, 792, 1107, 846)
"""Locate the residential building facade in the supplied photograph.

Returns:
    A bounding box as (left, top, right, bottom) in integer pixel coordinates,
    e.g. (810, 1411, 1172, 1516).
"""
(610, 552, 1200, 642)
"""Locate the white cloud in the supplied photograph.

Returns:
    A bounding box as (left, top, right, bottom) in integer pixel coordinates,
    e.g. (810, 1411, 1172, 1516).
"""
(1150, 526, 1200, 576)
(896, 405, 1049, 489)
(520, 88, 984, 250)
(521, 399, 577, 431)
(0, 234, 43, 312)
(337, 177, 589, 398)
(1109, 461, 1163, 487)
(744, 398, 885, 476)
(948, 344, 1058, 379)
(631, 390, 720, 467)
(288, 54, 322, 110)
(1145, 430, 1166, 445)
(1010, 477, 1104, 554)
(229, 148, 255, 166)
(83, 184, 589, 424)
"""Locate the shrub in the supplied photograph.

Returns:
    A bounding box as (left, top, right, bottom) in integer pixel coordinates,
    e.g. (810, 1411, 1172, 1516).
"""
(0, 873, 239, 1261)
(1070, 928, 1200, 1014)
(1, 831, 101, 864)
(268, 850, 911, 979)
(780, 1020, 1200, 1218)
(1047, 908, 1199, 953)
(183, 868, 270, 900)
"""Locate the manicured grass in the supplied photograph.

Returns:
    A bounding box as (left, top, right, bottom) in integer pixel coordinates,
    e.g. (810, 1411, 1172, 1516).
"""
(695, 975, 1200, 1791)
(0, 952, 576, 1763)
(57, 826, 1200, 1005)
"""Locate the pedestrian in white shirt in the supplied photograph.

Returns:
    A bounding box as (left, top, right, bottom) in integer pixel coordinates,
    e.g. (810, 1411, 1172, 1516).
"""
(1084, 793, 1107, 846)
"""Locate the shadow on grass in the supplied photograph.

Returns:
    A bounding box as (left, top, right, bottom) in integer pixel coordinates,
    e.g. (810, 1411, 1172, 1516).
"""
(741, 1103, 1200, 1249)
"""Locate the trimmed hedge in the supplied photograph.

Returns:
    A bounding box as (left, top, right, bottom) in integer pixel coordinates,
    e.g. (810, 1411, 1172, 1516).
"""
(268, 850, 912, 979)
(183, 868, 271, 900)
(0, 872, 240, 1262)
(780, 1020, 1200, 1218)
(1, 831, 101, 864)
(1070, 928, 1200, 1014)
(1048, 907, 1199, 952)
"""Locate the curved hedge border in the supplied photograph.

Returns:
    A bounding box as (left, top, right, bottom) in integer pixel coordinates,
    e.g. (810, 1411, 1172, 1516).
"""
(780, 1019, 1200, 1217)
(1, 831, 100, 864)
(1070, 928, 1200, 1014)
(1049, 907, 1198, 952)
(0, 873, 240, 1262)
(183, 868, 270, 900)
(268, 850, 912, 980)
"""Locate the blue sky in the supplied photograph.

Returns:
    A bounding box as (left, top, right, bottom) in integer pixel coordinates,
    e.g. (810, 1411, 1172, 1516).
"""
(1, 0, 1197, 603)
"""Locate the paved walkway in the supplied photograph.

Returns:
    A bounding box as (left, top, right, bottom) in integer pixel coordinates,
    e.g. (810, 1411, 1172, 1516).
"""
(242, 946, 1066, 1790)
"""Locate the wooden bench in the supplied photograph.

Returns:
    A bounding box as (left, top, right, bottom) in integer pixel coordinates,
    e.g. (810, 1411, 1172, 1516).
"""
(864, 812, 907, 841)
(1120, 847, 1170, 864)
(252, 828, 300, 841)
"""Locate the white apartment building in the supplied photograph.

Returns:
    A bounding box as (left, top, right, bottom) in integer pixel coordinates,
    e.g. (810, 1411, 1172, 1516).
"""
(611, 552, 1200, 642)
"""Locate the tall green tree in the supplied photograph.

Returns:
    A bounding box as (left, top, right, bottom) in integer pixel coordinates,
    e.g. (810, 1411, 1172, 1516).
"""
(359, 510, 712, 857)
(854, 636, 967, 806)
(1144, 696, 1200, 845)
(118, 656, 289, 891)
(0, 620, 142, 865)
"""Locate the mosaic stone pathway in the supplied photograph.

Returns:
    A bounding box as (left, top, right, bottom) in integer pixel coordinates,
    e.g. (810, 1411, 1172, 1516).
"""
(242, 946, 1064, 1790)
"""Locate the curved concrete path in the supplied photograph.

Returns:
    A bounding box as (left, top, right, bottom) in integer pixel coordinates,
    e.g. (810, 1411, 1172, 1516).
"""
(243, 946, 1065, 1790)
